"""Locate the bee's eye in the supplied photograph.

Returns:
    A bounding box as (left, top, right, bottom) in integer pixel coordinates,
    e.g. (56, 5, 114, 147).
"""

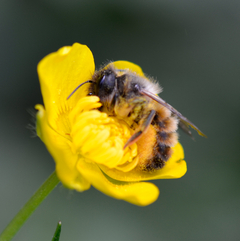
(99, 72, 116, 94)
(99, 75, 106, 86)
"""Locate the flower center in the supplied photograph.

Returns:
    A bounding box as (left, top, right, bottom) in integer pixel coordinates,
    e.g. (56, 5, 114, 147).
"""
(69, 96, 138, 170)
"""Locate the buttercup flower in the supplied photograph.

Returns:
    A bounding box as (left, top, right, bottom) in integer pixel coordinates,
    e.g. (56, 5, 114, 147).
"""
(36, 43, 186, 206)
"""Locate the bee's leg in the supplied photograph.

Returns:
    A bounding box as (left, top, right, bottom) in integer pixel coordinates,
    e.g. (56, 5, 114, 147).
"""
(123, 110, 156, 149)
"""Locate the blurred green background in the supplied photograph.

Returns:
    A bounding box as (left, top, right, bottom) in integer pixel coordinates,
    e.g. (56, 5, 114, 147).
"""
(1, 0, 240, 241)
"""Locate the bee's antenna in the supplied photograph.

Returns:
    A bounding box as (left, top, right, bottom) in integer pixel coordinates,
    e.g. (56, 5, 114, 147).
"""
(67, 80, 94, 100)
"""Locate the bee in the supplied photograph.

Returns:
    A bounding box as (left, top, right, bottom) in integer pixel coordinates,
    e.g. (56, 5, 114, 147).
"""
(68, 62, 206, 171)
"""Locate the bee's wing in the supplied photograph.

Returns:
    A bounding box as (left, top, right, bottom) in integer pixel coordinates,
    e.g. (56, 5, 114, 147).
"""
(178, 119, 195, 139)
(140, 89, 207, 137)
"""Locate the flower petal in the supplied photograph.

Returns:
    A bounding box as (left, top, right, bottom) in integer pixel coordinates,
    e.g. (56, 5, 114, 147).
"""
(100, 142, 186, 182)
(35, 104, 91, 192)
(37, 43, 95, 133)
(112, 61, 144, 76)
(76, 158, 159, 206)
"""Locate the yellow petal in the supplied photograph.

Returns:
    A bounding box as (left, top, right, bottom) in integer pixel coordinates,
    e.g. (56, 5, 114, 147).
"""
(112, 61, 144, 76)
(37, 43, 95, 133)
(35, 104, 91, 192)
(115, 156, 139, 172)
(100, 142, 186, 182)
(76, 158, 159, 206)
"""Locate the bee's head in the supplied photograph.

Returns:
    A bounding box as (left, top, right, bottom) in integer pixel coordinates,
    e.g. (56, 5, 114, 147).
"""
(98, 69, 116, 96)
(87, 66, 121, 113)
(90, 67, 117, 97)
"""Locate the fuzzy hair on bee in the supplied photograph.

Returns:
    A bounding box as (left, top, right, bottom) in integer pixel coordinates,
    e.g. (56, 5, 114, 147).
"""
(67, 62, 206, 172)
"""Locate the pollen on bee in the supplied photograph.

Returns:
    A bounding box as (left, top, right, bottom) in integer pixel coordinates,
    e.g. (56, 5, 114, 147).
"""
(136, 125, 157, 165)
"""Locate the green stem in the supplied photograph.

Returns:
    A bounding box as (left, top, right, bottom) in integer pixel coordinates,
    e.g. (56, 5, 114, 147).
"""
(52, 221, 62, 241)
(0, 171, 60, 241)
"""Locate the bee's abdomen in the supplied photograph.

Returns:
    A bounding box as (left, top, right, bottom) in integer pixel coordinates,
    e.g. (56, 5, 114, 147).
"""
(144, 145, 173, 170)
(143, 111, 179, 171)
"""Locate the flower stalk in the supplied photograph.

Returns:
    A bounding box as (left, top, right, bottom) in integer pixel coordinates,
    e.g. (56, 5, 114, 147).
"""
(0, 171, 59, 241)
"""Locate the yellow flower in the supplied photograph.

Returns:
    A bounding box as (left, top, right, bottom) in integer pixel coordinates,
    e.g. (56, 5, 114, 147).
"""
(35, 43, 186, 206)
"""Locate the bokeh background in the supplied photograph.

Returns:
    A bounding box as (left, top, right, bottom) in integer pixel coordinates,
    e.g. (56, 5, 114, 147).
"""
(1, 0, 240, 241)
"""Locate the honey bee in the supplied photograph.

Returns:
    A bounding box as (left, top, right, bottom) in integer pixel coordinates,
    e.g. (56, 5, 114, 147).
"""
(68, 62, 206, 171)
